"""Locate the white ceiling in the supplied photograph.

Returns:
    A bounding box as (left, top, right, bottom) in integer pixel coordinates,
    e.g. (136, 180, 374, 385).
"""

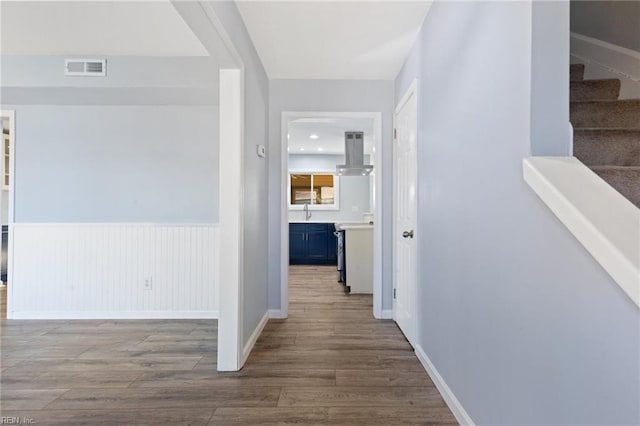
(235, 1, 432, 80)
(0, 1, 209, 56)
(288, 117, 374, 155)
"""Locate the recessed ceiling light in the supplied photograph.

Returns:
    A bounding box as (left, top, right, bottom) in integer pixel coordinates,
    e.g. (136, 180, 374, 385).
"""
(287, 147, 290, 152)
(299, 148, 305, 151)
(287, 133, 290, 140)
(309, 134, 319, 140)
(317, 147, 324, 152)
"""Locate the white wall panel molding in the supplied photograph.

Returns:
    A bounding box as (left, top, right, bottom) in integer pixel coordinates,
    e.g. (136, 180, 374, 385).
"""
(9, 223, 220, 319)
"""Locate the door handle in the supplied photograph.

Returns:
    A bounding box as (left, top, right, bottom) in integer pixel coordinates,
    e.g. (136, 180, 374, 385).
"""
(402, 230, 414, 239)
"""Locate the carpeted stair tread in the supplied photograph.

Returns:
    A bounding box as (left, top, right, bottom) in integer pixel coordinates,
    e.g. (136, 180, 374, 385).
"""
(574, 129, 640, 166)
(591, 166, 640, 207)
(570, 79, 620, 101)
(571, 64, 640, 207)
(570, 100, 640, 128)
(570, 64, 585, 81)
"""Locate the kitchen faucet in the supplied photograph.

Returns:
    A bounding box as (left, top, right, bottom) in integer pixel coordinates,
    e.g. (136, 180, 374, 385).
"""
(303, 203, 312, 221)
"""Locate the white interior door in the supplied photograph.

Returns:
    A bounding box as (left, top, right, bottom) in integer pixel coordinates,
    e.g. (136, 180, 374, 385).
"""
(393, 81, 418, 346)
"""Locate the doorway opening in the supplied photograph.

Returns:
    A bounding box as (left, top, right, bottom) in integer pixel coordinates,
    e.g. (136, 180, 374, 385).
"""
(280, 112, 383, 319)
(0, 111, 15, 320)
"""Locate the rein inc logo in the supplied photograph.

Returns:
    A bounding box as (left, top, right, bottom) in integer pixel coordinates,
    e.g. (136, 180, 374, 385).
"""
(0, 418, 35, 425)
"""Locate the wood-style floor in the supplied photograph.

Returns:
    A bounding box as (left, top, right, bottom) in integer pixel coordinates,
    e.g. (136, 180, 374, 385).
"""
(0, 266, 457, 425)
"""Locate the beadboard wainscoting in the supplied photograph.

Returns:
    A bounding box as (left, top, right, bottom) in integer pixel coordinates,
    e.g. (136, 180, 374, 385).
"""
(8, 223, 220, 319)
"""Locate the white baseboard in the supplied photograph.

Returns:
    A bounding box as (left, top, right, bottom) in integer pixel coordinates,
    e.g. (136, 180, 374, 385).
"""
(568, 123, 574, 157)
(415, 345, 475, 426)
(571, 32, 640, 99)
(241, 310, 270, 366)
(9, 310, 218, 320)
(268, 309, 287, 319)
(380, 309, 393, 319)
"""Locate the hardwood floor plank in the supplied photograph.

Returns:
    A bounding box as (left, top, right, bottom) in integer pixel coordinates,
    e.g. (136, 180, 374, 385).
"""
(335, 369, 435, 387)
(278, 386, 446, 408)
(294, 335, 411, 351)
(328, 407, 459, 425)
(76, 341, 216, 359)
(142, 334, 217, 342)
(2, 345, 95, 359)
(245, 349, 422, 371)
(3, 356, 203, 373)
(0, 389, 70, 410)
(1, 371, 141, 390)
(209, 407, 329, 425)
(0, 409, 215, 426)
(45, 386, 280, 410)
(132, 369, 335, 388)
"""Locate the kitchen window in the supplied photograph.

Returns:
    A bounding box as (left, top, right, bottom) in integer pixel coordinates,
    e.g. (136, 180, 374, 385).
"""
(289, 172, 339, 210)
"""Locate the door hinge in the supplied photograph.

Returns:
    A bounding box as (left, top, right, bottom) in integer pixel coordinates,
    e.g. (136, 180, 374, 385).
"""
(393, 288, 396, 299)
(393, 128, 397, 139)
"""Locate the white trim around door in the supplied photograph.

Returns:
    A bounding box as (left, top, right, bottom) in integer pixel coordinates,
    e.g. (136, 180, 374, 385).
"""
(280, 111, 383, 319)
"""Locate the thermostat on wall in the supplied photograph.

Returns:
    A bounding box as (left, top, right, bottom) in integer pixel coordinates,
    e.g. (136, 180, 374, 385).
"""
(257, 145, 266, 158)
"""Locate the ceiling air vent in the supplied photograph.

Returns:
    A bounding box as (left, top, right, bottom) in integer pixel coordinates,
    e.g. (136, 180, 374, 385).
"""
(64, 59, 106, 77)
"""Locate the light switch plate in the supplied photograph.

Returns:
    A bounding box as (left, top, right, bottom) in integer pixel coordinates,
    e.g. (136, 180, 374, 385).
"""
(257, 145, 266, 158)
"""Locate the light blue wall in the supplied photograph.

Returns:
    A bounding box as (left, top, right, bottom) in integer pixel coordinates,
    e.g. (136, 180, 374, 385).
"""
(531, 1, 572, 156)
(207, 1, 270, 345)
(395, 1, 640, 424)
(288, 154, 372, 223)
(5, 105, 218, 223)
(268, 79, 394, 311)
(1, 56, 220, 223)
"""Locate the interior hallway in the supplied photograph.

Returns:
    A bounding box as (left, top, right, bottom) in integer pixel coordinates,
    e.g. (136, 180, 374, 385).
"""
(0, 266, 456, 425)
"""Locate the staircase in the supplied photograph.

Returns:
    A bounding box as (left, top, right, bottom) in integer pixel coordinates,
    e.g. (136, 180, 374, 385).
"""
(570, 63, 640, 208)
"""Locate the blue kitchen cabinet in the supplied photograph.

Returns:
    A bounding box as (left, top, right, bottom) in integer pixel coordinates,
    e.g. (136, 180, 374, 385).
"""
(289, 224, 307, 261)
(308, 230, 328, 259)
(289, 223, 337, 265)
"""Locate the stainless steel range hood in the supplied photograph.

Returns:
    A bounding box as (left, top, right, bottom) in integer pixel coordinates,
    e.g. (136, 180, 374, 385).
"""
(336, 131, 374, 176)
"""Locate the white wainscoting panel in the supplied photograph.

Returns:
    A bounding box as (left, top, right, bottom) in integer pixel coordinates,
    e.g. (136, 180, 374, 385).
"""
(9, 223, 219, 319)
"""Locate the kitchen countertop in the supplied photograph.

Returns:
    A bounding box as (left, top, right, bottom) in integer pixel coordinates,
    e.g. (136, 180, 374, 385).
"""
(289, 221, 337, 224)
(338, 224, 374, 230)
(289, 221, 372, 225)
